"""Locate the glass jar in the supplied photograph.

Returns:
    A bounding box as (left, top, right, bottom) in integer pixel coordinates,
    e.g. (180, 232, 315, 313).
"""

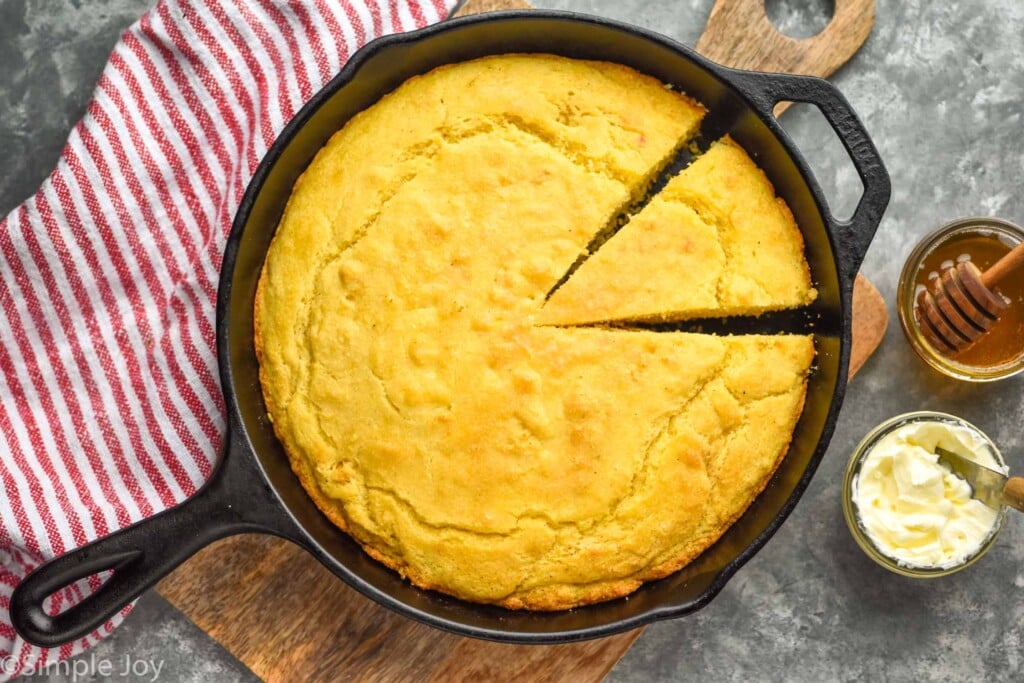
(842, 411, 1006, 577)
(897, 216, 1024, 381)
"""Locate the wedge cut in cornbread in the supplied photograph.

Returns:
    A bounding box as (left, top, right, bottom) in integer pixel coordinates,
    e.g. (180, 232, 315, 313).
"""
(539, 136, 817, 326)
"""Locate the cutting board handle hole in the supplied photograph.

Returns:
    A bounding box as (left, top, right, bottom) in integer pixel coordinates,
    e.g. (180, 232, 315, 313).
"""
(764, 0, 836, 39)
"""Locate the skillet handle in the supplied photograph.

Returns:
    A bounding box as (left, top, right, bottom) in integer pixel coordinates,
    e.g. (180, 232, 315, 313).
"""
(10, 431, 295, 648)
(727, 70, 891, 285)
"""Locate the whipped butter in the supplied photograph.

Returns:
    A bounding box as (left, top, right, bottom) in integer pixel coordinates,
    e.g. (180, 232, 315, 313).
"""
(852, 419, 1005, 569)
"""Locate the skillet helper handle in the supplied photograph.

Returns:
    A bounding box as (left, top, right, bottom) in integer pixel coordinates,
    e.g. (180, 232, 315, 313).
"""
(11, 434, 290, 648)
(728, 70, 892, 285)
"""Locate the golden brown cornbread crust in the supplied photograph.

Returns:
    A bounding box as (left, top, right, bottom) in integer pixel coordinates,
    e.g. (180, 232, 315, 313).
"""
(255, 54, 815, 610)
(289, 364, 808, 611)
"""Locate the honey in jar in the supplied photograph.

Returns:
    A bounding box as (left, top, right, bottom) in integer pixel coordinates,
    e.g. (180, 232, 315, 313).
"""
(914, 231, 1024, 366)
(898, 217, 1024, 381)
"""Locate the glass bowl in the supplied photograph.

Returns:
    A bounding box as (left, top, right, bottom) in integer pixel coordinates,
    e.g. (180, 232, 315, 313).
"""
(842, 411, 1006, 577)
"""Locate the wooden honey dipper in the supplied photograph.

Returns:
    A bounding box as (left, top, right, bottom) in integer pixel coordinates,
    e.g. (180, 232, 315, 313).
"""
(916, 241, 1024, 354)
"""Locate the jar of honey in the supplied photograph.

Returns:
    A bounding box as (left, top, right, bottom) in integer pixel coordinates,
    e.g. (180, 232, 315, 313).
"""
(898, 217, 1024, 381)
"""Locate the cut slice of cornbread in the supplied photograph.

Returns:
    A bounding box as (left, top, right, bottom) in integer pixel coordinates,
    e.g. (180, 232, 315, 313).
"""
(538, 137, 817, 326)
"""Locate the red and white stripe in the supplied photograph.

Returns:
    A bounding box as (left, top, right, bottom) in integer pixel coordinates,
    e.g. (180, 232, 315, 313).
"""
(0, 0, 455, 677)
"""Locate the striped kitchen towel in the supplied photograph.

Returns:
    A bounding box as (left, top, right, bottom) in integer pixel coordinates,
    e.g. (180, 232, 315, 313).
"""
(0, 0, 456, 678)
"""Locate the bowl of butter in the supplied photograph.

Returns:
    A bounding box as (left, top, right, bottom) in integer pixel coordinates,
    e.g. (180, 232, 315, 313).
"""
(843, 411, 1007, 576)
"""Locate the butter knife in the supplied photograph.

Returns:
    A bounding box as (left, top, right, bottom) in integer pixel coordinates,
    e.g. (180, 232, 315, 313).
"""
(935, 446, 1024, 513)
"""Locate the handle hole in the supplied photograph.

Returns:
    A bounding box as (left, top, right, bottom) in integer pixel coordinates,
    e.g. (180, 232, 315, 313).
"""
(765, 0, 835, 39)
(44, 570, 115, 617)
(776, 101, 863, 223)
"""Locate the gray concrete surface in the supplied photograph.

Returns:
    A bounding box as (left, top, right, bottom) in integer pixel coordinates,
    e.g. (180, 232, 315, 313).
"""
(2, 0, 1023, 681)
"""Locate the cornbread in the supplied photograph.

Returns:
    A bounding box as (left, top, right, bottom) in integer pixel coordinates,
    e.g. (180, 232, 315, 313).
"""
(256, 55, 816, 610)
(540, 137, 817, 325)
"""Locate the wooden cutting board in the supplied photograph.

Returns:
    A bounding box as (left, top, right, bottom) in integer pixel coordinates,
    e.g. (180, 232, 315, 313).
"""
(157, 0, 884, 680)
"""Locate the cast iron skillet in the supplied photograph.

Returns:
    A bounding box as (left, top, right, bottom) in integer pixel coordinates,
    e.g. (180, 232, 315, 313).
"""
(12, 10, 890, 647)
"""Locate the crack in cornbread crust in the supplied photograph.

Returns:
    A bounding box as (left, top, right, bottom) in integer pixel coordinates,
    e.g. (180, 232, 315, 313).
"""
(256, 55, 814, 610)
(537, 136, 818, 326)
